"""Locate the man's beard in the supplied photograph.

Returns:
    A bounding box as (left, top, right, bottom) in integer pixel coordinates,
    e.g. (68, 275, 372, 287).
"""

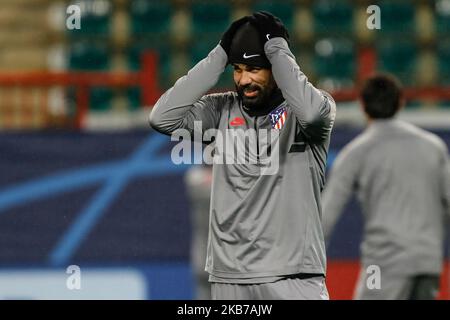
(236, 83, 275, 109)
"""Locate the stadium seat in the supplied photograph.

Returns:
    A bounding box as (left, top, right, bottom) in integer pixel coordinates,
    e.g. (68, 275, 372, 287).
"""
(251, 0, 295, 30)
(130, 0, 172, 36)
(68, 41, 112, 110)
(377, 38, 418, 85)
(189, 34, 220, 66)
(312, 0, 353, 35)
(126, 87, 141, 110)
(126, 41, 171, 109)
(89, 87, 114, 111)
(377, 1, 415, 36)
(67, 0, 112, 37)
(191, 1, 231, 34)
(314, 37, 355, 86)
(188, 34, 232, 89)
(437, 38, 450, 84)
(66, 85, 113, 112)
(127, 41, 170, 75)
(435, 0, 450, 35)
(69, 41, 110, 71)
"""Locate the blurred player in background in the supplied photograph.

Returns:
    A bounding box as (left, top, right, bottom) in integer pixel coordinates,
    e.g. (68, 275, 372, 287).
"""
(322, 74, 450, 300)
(184, 163, 212, 300)
(150, 12, 335, 299)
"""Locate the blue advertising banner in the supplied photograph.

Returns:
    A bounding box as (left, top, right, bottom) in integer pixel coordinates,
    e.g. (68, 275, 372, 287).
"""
(1, 129, 449, 263)
(0, 128, 449, 298)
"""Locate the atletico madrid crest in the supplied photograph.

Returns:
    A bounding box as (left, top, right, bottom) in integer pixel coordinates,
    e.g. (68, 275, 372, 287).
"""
(269, 106, 288, 129)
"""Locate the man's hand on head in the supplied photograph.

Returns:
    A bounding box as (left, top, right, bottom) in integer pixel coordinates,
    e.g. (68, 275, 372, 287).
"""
(220, 16, 251, 59)
(249, 11, 290, 46)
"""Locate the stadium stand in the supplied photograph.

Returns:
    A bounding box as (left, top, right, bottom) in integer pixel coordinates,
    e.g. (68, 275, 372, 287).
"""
(55, 0, 450, 113)
(68, 40, 113, 111)
(312, 0, 353, 36)
(126, 40, 171, 108)
(251, 0, 295, 30)
(435, 0, 450, 35)
(376, 0, 415, 36)
(377, 38, 418, 86)
(0, 0, 449, 122)
(314, 37, 356, 89)
(191, 1, 231, 34)
(68, 0, 112, 38)
(438, 38, 450, 85)
(130, 0, 172, 37)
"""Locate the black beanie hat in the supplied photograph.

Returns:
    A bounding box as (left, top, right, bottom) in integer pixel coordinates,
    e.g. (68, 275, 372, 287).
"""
(228, 22, 271, 69)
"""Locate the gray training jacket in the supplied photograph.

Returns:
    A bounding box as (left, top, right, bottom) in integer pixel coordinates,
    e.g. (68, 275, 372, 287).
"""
(150, 38, 336, 282)
(322, 119, 450, 276)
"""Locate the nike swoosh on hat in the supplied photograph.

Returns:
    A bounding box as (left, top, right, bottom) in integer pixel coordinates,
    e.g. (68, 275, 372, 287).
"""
(243, 53, 260, 59)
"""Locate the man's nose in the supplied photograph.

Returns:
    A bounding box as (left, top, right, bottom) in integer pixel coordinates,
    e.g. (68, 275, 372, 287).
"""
(239, 71, 252, 86)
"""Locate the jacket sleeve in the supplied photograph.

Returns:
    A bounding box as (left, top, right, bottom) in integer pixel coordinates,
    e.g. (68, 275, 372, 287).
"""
(264, 38, 336, 142)
(321, 142, 362, 244)
(149, 44, 228, 136)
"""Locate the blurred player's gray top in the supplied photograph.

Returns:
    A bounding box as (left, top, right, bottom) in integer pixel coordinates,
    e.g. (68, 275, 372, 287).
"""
(185, 165, 212, 298)
(322, 119, 450, 276)
(150, 38, 336, 283)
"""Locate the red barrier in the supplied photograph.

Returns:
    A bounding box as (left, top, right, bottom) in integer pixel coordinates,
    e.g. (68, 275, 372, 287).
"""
(327, 260, 450, 300)
(0, 47, 449, 129)
(0, 51, 160, 129)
